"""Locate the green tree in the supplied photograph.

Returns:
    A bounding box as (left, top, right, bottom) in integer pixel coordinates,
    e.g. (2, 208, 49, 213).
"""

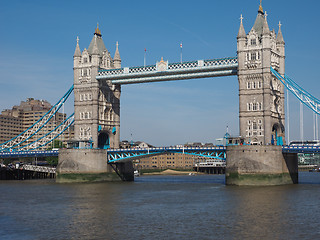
(47, 140, 65, 150)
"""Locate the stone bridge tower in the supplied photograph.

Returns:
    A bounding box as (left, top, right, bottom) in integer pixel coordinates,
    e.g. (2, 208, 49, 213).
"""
(237, 3, 285, 145)
(73, 25, 121, 149)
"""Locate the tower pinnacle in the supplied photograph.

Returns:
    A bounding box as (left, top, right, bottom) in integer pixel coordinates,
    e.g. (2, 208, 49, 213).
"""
(276, 21, 285, 44)
(114, 41, 121, 68)
(95, 23, 102, 37)
(74, 36, 81, 57)
(237, 14, 246, 38)
(258, 0, 264, 14)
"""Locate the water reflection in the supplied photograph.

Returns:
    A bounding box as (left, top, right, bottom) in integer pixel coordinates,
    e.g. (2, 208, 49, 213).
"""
(0, 173, 319, 239)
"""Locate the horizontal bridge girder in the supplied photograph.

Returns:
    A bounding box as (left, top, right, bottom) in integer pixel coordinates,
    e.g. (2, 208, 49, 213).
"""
(97, 57, 238, 85)
(282, 146, 320, 153)
(107, 147, 227, 163)
(110, 69, 237, 85)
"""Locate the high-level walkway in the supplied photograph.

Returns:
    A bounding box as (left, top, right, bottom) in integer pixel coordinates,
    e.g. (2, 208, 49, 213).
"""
(97, 57, 238, 84)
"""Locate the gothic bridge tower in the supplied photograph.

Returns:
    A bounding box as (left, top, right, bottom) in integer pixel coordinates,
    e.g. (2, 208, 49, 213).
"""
(237, 2, 285, 145)
(73, 25, 121, 149)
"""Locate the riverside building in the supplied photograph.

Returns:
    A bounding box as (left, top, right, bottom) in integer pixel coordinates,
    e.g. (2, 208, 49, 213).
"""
(0, 98, 73, 148)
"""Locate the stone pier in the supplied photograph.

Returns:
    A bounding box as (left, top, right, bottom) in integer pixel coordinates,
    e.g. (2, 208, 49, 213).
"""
(56, 149, 134, 183)
(226, 145, 298, 186)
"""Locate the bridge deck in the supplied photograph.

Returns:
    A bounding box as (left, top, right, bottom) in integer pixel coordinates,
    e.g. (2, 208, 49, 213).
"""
(1, 146, 319, 161)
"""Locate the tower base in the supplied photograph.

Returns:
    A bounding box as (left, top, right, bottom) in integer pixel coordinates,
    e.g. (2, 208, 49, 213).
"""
(226, 145, 298, 186)
(56, 149, 134, 183)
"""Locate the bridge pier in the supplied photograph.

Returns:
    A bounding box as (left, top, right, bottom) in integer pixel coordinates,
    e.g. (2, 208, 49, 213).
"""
(56, 149, 134, 183)
(226, 145, 298, 186)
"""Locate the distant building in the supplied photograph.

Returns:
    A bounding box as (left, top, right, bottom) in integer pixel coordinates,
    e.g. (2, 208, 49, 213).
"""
(120, 140, 154, 149)
(121, 140, 218, 170)
(0, 115, 23, 144)
(0, 98, 74, 149)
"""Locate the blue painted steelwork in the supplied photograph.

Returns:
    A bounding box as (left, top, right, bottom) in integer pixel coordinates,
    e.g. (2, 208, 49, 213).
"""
(107, 145, 320, 163)
(0, 85, 74, 151)
(20, 113, 75, 151)
(0, 150, 59, 158)
(107, 147, 227, 163)
(282, 145, 320, 154)
(271, 68, 320, 115)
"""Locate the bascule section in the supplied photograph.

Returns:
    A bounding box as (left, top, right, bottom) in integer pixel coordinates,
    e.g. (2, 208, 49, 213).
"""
(237, 3, 285, 145)
(73, 25, 121, 150)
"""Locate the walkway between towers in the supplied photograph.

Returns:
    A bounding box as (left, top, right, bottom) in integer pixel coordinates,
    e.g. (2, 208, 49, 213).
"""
(96, 57, 238, 84)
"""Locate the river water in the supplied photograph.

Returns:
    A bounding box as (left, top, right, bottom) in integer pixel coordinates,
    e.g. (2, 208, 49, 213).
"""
(0, 172, 319, 240)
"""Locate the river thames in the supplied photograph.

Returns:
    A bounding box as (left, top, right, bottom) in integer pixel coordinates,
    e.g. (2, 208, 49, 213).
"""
(0, 172, 319, 240)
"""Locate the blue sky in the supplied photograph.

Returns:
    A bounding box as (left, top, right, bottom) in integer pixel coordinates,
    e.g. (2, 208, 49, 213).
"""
(0, 0, 319, 146)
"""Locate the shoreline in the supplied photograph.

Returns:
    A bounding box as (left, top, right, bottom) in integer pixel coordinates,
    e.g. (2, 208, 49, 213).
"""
(141, 169, 202, 176)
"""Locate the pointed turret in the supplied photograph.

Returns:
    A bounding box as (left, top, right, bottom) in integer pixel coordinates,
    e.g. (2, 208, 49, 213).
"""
(113, 41, 121, 69)
(252, 0, 265, 36)
(88, 24, 107, 56)
(276, 21, 285, 44)
(237, 14, 246, 38)
(262, 12, 270, 35)
(74, 36, 81, 57)
(92, 35, 99, 55)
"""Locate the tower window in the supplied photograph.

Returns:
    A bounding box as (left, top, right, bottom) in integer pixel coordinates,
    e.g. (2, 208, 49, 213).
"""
(253, 122, 257, 130)
(247, 82, 251, 89)
(253, 103, 257, 111)
(251, 39, 256, 46)
(251, 52, 256, 61)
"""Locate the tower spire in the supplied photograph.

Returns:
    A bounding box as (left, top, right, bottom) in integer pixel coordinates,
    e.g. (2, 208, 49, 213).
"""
(262, 11, 270, 34)
(92, 34, 99, 55)
(114, 41, 121, 68)
(95, 22, 102, 37)
(74, 36, 81, 57)
(276, 21, 285, 44)
(258, 0, 264, 14)
(237, 14, 246, 38)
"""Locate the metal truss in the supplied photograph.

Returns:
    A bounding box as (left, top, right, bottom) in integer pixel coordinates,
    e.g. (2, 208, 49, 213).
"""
(282, 145, 320, 154)
(0, 85, 74, 152)
(0, 150, 59, 158)
(107, 147, 227, 163)
(97, 57, 238, 85)
(22, 165, 56, 174)
(16, 113, 74, 151)
(271, 67, 320, 115)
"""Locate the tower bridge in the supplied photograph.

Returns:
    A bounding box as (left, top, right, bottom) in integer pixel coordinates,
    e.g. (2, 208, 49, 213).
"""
(1, 2, 319, 185)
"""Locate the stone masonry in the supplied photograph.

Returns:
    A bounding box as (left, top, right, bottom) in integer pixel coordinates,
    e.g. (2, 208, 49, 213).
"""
(73, 25, 121, 149)
(237, 3, 285, 145)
